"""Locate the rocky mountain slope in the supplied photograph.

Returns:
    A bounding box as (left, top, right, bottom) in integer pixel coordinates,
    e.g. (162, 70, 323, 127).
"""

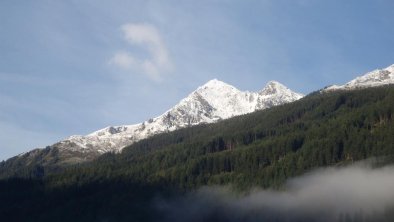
(10, 79, 303, 166)
(2, 64, 394, 176)
(56, 80, 303, 156)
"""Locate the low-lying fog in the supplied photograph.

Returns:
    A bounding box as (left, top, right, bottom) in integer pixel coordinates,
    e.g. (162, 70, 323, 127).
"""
(156, 162, 394, 222)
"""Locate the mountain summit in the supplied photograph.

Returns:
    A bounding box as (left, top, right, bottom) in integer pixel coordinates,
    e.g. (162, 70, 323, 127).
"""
(41, 79, 303, 163)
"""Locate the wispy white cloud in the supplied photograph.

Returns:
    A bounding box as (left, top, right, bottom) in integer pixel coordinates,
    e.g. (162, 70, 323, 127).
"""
(110, 23, 173, 81)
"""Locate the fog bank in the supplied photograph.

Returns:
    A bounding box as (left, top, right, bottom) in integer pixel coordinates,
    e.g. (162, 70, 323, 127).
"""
(156, 164, 394, 222)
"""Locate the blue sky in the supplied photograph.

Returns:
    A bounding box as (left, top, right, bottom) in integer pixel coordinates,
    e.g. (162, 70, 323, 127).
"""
(1, 0, 394, 160)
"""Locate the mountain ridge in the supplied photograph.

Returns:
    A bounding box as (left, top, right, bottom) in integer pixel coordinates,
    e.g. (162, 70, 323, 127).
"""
(324, 64, 394, 91)
(6, 63, 394, 168)
(1, 84, 394, 221)
(55, 79, 303, 157)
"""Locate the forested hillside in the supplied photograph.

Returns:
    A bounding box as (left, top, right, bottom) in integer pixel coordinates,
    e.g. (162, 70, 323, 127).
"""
(0, 85, 393, 221)
(47, 85, 394, 189)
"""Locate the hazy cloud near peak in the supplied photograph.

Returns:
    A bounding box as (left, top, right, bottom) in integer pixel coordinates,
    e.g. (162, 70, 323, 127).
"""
(110, 23, 173, 81)
(156, 164, 394, 222)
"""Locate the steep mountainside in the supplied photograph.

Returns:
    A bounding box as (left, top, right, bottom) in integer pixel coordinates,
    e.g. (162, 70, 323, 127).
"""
(60, 80, 302, 154)
(49, 63, 394, 161)
(3, 64, 393, 178)
(324, 64, 394, 91)
(8, 79, 303, 167)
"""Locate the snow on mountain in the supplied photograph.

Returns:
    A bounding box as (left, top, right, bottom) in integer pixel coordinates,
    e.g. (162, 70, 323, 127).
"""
(53, 79, 303, 156)
(324, 64, 394, 91)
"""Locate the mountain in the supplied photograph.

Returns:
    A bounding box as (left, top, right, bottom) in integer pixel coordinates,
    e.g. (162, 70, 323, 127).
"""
(8, 79, 303, 167)
(324, 64, 394, 91)
(50, 80, 303, 157)
(1, 84, 393, 221)
(4, 64, 394, 173)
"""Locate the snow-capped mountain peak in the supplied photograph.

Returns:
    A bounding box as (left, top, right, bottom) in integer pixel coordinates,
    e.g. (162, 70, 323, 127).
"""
(324, 64, 394, 91)
(199, 78, 236, 89)
(51, 79, 303, 158)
